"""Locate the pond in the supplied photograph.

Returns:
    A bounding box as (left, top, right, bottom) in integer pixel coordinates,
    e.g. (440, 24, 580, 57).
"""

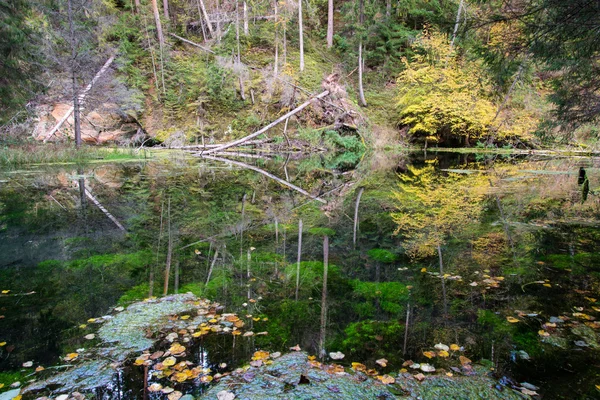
(0, 149, 599, 399)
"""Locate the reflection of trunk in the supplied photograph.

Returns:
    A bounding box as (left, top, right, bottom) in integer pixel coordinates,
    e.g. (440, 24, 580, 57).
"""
(319, 235, 329, 360)
(298, 0, 304, 71)
(402, 303, 410, 355)
(151, 0, 165, 46)
(274, 0, 279, 76)
(78, 177, 87, 211)
(437, 244, 448, 320)
(295, 219, 303, 301)
(163, 198, 172, 295)
(489, 179, 517, 264)
(206, 248, 219, 284)
(247, 249, 252, 299)
(174, 261, 179, 293)
(386, 0, 391, 19)
(275, 217, 279, 244)
(148, 270, 154, 297)
(353, 187, 364, 249)
(152, 201, 165, 298)
(240, 193, 247, 259)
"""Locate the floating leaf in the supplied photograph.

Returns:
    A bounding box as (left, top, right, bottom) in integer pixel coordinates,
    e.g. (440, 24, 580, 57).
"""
(376, 358, 388, 367)
(271, 352, 281, 359)
(538, 330, 550, 337)
(252, 351, 270, 361)
(469, 282, 478, 287)
(422, 351, 436, 359)
(180, 315, 190, 320)
(35, 366, 44, 372)
(167, 391, 182, 400)
(377, 374, 395, 384)
(169, 343, 186, 355)
(450, 344, 460, 351)
(163, 357, 176, 367)
(446, 372, 453, 377)
(351, 362, 366, 372)
(243, 331, 254, 337)
(79, 324, 87, 329)
(22, 361, 33, 368)
(200, 375, 213, 383)
(459, 356, 471, 365)
(64, 353, 79, 361)
(414, 373, 426, 381)
(161, 387, 174, 394)
(420, 363, 435, 372)
(2, 290, 10, 294)
(0, 342, 5, 346)
(438, 350, 449, 358)
(290, 345, 301, 351)
(506, 317, 520, 323)
(87, 318, 96, 323)
(84, 334, 95, 340)
(543, 283, 552, 288)
(434, 343, 449, 351)
(420, 268, 427, 273)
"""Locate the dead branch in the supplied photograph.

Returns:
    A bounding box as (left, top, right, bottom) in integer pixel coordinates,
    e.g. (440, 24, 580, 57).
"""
(204, 90, 329, 153)
(169, 33, 216, 54)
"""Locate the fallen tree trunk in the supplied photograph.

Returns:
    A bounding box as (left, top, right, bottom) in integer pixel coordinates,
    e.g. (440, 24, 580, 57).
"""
(43, 56, 116, 142)
(169, 33, 215, 54)
(168, 138, 271, 150)
(204, 90, 329, 154)
(199, 154, 326, 203)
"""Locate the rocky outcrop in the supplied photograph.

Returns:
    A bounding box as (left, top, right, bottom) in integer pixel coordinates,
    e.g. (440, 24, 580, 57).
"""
(33, 102, 146, 145)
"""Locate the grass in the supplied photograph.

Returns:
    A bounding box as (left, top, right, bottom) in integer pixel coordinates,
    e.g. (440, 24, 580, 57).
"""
(0, 144, 149, 166)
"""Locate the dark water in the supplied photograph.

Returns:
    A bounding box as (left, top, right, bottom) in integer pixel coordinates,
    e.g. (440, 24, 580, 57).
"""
(1, 150, 600, 398)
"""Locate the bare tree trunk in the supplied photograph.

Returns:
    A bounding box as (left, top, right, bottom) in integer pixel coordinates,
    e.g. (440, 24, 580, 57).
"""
(358, 42, 367, 106)
(353, 187, 364, 249)
(148, 270, 154, 297)
(357, 0, 367, 106)
(450, 0, 464, 49)
(197, 0, 214, 37)
(437, 244, 448, 320)
(134, 0, 140, 13)
(298, 0, 304, 71)
(247, 249, 252, 299)
(143, 14, 160, 96)
(216, 0, 222, 40)
(243, 0, 249, 35)
(283, 16, 287, 66)
(274, 0, 278, 77)
(151, 0, 165, 46)
(326, 0, 333, 48)
(275, 217, 279, 244)
(163, 0, 169, 20)
(295, 219, 303, 301)
(319, 235, 329, 360)
(386, 0, 391, 19)
(67, 0, 81, 148)
(163, 198, 172, 296)
(236, 2, 246, 100)
(206, 249, 219, 284)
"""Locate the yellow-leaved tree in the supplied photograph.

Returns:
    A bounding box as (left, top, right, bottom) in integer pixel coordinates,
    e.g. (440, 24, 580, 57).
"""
(397, 29, 497, 146)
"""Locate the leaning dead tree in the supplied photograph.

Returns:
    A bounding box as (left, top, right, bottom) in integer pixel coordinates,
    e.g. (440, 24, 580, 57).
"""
(204, 90, 329, 154)
(43, 56, 115, 142)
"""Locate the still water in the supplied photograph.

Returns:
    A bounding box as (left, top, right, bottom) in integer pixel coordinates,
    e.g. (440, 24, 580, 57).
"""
(1, 150, 599, 398)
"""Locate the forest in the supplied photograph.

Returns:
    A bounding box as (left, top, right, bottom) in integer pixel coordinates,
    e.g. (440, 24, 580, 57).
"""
(1, 0, 600, 400)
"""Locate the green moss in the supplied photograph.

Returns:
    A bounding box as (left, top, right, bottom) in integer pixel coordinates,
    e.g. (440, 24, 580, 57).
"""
(367, 248, 398, 263)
